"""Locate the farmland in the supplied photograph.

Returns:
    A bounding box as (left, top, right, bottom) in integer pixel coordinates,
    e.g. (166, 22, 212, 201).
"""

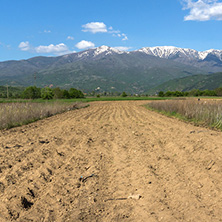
(0, 96, 168, 130)
(0, 100, 222, 221)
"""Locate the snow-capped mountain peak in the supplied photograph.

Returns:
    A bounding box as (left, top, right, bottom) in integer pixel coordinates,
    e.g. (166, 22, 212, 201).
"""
(137, 46, 222, 61)
(201, 49, 222, 60)
(138, 46, 200, 59)
(72, 45, 222, 65)
(77, 45, 126, 58)
(93, 45, 126, 56)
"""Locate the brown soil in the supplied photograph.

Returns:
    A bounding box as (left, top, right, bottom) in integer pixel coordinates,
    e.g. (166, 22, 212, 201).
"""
(0, 101, 222, 221)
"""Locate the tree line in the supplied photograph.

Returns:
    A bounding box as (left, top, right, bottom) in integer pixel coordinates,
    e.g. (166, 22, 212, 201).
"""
(0, 86, 84, 99)
(158, 88, 222, 97)
(1, 85, 222, 99)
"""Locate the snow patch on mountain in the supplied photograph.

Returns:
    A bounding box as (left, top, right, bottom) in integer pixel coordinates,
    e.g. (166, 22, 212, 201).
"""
(77, 51, 90, 58)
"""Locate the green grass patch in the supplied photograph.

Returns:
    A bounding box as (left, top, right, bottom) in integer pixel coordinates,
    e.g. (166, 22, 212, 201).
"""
(0, 96, 172, 104)
(59, 96, 172, 102)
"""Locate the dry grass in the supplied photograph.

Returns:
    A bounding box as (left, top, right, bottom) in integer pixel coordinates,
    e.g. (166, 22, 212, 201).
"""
(147, 99, 222, 130)
(0, 101, 81, 129)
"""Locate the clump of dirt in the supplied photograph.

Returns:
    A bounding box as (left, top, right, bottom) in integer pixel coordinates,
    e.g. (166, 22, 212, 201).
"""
(21, 197, 33, 209)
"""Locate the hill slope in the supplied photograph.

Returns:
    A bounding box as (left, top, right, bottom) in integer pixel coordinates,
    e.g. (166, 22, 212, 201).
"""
(150, 72, 222, 93)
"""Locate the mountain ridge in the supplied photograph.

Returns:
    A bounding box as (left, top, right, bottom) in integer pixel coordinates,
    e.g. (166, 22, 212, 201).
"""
(137, 46, 222, 72)
(0, 45, 222, 93)
(137, 46, 222, 61)
(2, 45, 222, 63)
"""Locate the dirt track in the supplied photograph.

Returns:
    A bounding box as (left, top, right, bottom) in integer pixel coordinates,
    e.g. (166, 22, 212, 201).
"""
(0, 101, 222, 221)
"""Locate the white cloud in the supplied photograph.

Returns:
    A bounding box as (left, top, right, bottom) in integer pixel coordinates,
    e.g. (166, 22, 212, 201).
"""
(35, 43, 70, 55)
(81, 21, 128, 41)
(75, 40, 95, 49)
(122, 33, 128, 41)
(18, 42, 71, 55)
(44, 30, 51, 33)
(18, 41, 31, 51)
(67, 36, 74, 40)
(113, 46, 132, 51)
(82, 22, 107, 33)
(183, 0, 222, 21)
(112, 33, 128, 41)
(109, 29, 121, 34)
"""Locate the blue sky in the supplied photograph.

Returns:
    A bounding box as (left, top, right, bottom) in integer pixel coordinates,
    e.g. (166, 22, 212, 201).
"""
(1, 0, 222, 61)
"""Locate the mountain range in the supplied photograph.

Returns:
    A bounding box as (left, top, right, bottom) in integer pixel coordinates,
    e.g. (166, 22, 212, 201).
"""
(0, 45, 222, 93)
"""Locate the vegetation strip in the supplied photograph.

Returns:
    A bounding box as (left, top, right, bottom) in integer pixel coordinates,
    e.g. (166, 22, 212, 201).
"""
(145, 99, 222, 131)
(0, 102, 86, 130)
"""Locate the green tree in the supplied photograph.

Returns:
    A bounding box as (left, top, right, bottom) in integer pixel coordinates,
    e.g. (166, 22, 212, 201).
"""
(121, 91, 127, 97)
(22, 86, 41, 99)
(202, 90, 217, 96)
(41, 87, 54, 100)
(165, 91, 172, 97)
(69, 88, 84, 98)
(174, 91, 183, 97)
(62, 90, 70, 99)
(188, 89, 201, 97)
(0, 93, 6, 98)
(215, 88, 222, 96)
(184, 92, 189, 96)
(158, 91, 165, 97)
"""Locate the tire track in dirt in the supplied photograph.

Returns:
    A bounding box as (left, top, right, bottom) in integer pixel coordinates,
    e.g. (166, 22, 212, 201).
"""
(0, 101, 222, 221)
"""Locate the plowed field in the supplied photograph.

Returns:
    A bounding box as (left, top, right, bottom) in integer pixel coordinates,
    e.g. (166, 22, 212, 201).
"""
(0, 101, 222, 221)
